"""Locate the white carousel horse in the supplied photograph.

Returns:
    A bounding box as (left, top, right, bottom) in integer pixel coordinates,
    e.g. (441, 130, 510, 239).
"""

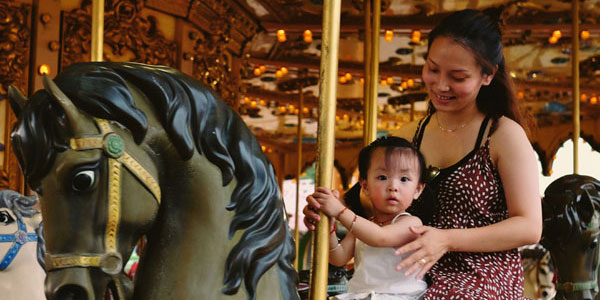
(0, 190, 45, 299)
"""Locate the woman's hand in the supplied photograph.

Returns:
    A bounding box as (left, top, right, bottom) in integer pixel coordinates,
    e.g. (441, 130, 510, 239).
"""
(395, 226, 449, 278)
(303, 188, 340, 231)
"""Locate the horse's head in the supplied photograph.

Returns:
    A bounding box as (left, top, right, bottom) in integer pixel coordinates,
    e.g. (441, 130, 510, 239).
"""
(541, 174, 600, 300)
(8, 76, 160, 300)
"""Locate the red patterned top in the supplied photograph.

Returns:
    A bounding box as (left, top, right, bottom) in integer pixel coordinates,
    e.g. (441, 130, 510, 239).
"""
(414, 115, 524, 300)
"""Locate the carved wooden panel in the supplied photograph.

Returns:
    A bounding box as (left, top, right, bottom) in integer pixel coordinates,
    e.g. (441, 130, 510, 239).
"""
(187, 0, 259, 107)
(188, 0, 259, 56)
(0, 0, 30, 192)
(61, 0, 177, 70)
(145, 0, 192, 18)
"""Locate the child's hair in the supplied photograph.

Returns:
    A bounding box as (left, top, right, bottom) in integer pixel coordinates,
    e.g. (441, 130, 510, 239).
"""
(345, 136, 426, 219)
(357, 136, 426, 183)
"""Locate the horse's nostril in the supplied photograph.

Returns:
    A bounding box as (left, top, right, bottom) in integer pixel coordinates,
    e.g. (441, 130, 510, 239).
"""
(55, 284, 88, 300)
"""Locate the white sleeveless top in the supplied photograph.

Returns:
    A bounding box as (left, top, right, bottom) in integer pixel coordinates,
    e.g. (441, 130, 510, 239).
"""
(334, 212, 427, 300)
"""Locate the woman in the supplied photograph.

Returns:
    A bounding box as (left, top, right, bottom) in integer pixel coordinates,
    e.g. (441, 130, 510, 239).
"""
(304, 9, 541, 299)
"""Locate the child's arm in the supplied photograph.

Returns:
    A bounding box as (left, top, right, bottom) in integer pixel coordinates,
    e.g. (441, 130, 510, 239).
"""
(311, 187, 421, 248)
(329, 229, 355, 267)
(338, 212, 422, 248)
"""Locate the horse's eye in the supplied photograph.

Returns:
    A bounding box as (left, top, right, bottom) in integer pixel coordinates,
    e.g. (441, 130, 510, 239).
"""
(0, 211, 15, 225)
(72, 170, 95, 192)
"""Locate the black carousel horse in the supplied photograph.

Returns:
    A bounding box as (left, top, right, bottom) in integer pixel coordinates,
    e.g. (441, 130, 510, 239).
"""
(8, 62, 298, 300)
(541, 174, 600, 300)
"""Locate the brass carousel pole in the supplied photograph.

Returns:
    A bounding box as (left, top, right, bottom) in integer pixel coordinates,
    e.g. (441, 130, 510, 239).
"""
(91, 0, 104, 62)
(572, 0, 580, 174)
(309, 0, 341, 298)
(363, 0, 380, 146)
(363, 0, 372, 145)
(294, 81, 304, 270)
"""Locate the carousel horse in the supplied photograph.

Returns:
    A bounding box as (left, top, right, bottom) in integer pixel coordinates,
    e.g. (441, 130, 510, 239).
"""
(522, 245, 555, 299)
(0, 189, 45, 299)
(541, 174, 600, 300)
(7, 62, 298, 300)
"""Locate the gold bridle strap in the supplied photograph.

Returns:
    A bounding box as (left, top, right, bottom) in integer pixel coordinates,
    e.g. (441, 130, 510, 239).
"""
(69, 121, 161, 204)
(46, 118, 160, 276)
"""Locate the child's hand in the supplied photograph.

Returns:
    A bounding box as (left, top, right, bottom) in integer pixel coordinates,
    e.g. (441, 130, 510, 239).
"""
(311, 187, 344, 218)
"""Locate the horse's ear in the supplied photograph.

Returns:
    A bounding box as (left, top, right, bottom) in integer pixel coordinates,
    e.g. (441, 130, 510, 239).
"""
(42, 75, 94, 135)
(7, 85, 27, 116)
(575, 184, 596, 225)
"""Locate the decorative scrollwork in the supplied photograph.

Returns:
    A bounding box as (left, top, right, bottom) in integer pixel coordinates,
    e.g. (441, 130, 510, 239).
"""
(0, 1, 30, 192)
(188, 0, 260, 107)
(351, 0, 391, 12)
(191, 28, 237, 107)
(61, 3, 92, 68)
(0, 1, 31, 95)
(104, 0, 177, 66)
(61, 0, 177, 69)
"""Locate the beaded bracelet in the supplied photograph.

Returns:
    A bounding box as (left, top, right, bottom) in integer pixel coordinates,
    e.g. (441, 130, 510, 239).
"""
(329, 243, 341, 252)
(336, 207, 348, 218)
(349, 213, 357, 233)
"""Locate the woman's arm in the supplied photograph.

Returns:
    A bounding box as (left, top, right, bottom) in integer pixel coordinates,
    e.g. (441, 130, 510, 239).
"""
(312, 187, 422, 248)
(396, 117, 542, 277)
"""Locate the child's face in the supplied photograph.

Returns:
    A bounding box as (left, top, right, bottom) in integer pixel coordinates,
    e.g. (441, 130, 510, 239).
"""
(360, 148, 424, 218)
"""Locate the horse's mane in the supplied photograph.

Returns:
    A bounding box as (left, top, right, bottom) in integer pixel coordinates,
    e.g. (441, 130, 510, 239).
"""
(0, 190, 45, 270)
(542, 175, 600, 248)
(11, 62, 296, 299)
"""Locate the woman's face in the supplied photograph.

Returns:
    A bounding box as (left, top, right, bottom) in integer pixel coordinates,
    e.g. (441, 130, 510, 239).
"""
(422, 36, 494, 113)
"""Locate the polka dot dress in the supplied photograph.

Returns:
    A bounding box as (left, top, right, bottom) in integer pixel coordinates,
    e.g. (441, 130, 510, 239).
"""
(414, 116, 525, 300)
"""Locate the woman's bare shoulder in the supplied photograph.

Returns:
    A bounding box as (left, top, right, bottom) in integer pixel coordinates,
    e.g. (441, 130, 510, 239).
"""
(395, 120, 422, 140)
(490, 116, 533, 158)
(493, 116, 528, 141)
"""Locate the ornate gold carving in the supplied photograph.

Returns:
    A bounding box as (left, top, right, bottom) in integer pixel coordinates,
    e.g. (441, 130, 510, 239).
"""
(0, 1, 30, 96)
(190, 29, 238, 107)
(61, 0, 177, 69)
(104, 0, 177, 66)
(189, 0, 258, 55)
(0, 1, 30, 193)
(60, 3, 92, 68)
(187, 0, 259, 107)
(351, 0, 392, 12)
(145, 0, 192, 18)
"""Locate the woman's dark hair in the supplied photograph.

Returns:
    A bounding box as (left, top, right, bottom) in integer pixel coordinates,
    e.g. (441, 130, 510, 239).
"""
(344, 136, 427, 219)
(426, 9, 529, 131)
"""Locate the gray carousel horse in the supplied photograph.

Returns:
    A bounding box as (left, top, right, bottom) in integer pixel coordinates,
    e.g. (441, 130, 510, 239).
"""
(0, 189, 45, 299)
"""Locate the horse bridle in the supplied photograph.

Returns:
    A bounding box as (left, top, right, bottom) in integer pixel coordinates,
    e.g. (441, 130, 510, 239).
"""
(0, 215, 38, 270)
(44, 118, 161, 292)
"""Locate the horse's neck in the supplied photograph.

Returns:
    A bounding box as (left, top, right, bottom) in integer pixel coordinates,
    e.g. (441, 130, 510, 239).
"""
(132, 153, 234, 299)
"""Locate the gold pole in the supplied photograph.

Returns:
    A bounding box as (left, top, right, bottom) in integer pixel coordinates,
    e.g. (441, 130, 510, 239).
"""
(572, 0, 580, 174)
(363, 0, 380, 146)
(91, 0, 104, 62)
(363, 0, 373, 146)
(294, 83, 304, 270)
(309, 0, 341, 298)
